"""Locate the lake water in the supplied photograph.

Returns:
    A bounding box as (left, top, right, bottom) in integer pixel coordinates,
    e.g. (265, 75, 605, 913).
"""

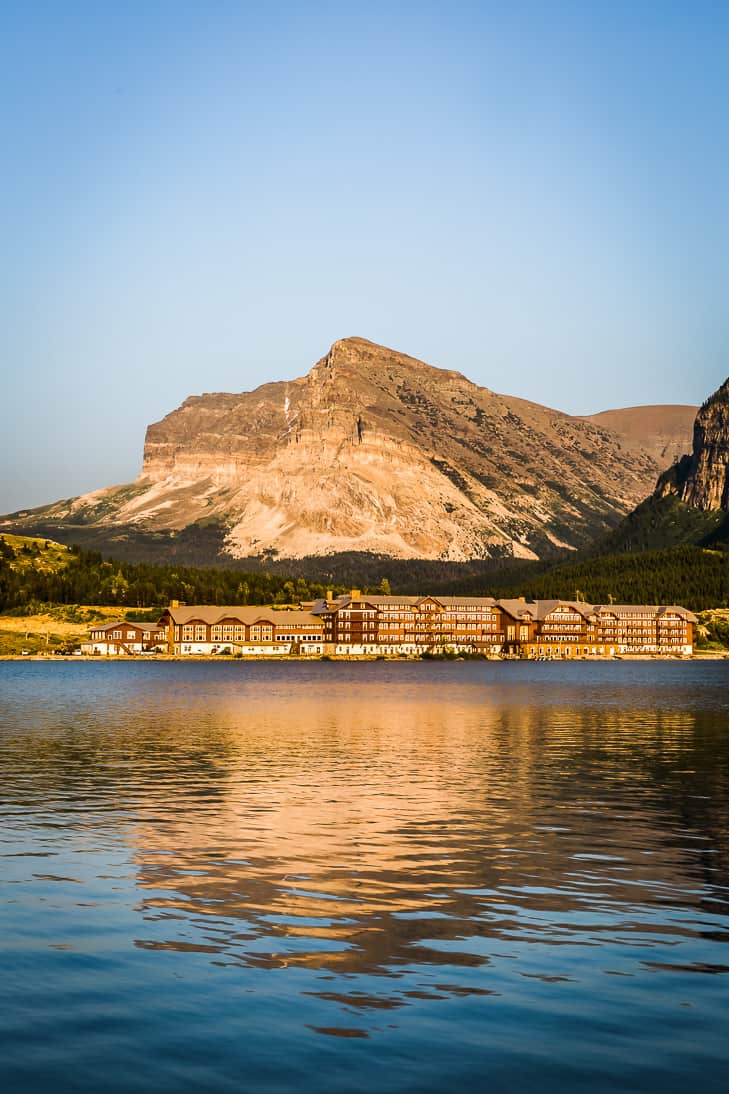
(1, 661, 728, 1093)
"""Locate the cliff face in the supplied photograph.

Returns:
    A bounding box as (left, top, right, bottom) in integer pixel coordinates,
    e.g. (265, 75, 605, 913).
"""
(656, 379, 729, 511)
(2, 337, 696, 562)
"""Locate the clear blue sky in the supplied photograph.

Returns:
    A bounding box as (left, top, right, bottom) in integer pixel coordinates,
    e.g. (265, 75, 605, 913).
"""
(2, 1, 728, 512)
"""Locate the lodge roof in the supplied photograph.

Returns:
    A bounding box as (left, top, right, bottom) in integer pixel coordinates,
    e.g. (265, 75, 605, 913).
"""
(496, 598, 538, 619)
(162, 600, 696, 629)
(498, 599, 595, 620)
(160, 605, 324, 627)
(311, 594, 500, 613)
(308, 596, 697, 624)
(89, 621, 165, 634)
(591, 604, 698, 622)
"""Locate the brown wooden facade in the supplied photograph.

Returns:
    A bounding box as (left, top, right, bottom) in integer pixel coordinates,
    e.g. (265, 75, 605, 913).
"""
(308, 593, 696, 657)
(89, 598, 695, 658)
(310, 591, 506, 654)
(157, 605, 325, 655)
(84, 621, 168, 655)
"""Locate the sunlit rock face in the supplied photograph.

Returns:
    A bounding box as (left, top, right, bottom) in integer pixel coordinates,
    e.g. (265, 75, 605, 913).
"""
(5, 338, 696, 561)
(656, 379, 729, 512)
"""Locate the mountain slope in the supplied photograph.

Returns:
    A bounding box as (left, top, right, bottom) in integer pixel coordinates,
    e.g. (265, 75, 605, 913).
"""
(597, 376, 729, 555)
(580, 405, 696, 466)
(1, 337, 694, 563)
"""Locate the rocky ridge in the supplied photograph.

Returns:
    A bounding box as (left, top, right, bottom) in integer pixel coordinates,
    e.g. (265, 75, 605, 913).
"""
(3, 338, 697, 562)
(656, 378, 729, 511)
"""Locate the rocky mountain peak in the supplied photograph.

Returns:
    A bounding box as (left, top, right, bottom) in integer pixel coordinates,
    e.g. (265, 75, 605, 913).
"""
(656, 377, 729, 510)
(0, 338, 697, 564)
(315, 336, 470, 387)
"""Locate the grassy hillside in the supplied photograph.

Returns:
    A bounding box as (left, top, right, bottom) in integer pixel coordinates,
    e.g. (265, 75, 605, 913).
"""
(0, 604, 159, 656)
(1, 534, 73, 572)
(695, 608, 729, 651)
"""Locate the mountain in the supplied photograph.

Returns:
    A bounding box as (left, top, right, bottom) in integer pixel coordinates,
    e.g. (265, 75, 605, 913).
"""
(598, 377, 729, 555)
(656, 378, 729, 511)
(1, 337, 696, 564)
(579, 405, 696, 467)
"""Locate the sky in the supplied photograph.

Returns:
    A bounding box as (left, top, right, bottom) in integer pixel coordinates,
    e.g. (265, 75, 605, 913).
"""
(2, 0, 728, 512)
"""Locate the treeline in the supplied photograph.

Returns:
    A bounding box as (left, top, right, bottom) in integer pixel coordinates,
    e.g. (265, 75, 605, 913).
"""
(2, 535, 727, 615)
(0, 539, 347, 613)
(488, 545, 729, 611)
(0, 522, 527, 588)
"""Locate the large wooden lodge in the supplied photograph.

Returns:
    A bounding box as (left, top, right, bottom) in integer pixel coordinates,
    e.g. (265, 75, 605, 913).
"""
(84, 591, 697, 657)
(307, 591, 696, 657)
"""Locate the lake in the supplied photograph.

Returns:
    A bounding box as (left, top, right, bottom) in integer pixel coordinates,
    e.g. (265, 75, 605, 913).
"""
(1, 660, 728, 1093)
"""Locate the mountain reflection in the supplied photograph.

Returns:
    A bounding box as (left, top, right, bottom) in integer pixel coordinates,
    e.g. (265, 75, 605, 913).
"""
(3, 660, 729, 1078)
(112, 676, 729, 989)
(3, 662, 729, 1028)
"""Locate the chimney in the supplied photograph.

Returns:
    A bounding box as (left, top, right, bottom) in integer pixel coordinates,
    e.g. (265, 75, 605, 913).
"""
(170, 599, 180, 609)
(351, 588, 361, 601)
(326, 590, 333, 604)
(518, 596, 525, 603)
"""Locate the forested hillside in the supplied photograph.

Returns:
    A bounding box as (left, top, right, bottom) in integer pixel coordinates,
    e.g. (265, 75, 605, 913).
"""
(2, 534, 727, 615)
(489, 545, 729, 611)
(0, 537, 345, 613)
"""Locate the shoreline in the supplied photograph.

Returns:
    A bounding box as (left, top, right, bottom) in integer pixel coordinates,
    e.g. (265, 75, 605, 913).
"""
(2, 652, 726, 663)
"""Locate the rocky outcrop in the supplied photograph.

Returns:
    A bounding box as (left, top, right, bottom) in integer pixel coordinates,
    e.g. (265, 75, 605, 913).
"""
(2, 337, 698, 562)
(656, 378, 729, 510)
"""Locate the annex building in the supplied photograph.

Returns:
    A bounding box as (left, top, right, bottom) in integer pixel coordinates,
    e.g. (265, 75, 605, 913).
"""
(82, 620, 168, 656)
(158, 604, 325, 656)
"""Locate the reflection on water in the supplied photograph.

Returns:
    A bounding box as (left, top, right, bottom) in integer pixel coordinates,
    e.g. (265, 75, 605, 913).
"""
(1, 661, 729, 1092)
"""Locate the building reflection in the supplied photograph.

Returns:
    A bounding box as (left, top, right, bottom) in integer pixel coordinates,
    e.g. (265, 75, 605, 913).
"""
(119, 683, 729, 987)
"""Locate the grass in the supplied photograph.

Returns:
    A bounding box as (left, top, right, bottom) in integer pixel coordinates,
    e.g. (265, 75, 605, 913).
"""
(695, 608, 729, 651)
(0, 604, 162, 656)
(1, 534, 73, 573)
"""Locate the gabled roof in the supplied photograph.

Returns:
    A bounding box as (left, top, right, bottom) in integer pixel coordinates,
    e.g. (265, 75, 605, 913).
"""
(535, 600, 595, 621)
(160, 605, 323, 627)
(89, 621, 164, 634)
(657, 605, 698, 623)
(422, 596, 498, 607)
(497, 599, 595, 621)
(593, 604, 698, 623)
(496, 598, 538, 619)
(309, 593, 498, 614)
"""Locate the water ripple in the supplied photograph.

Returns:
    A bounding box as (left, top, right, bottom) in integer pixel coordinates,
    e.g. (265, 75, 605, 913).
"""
(1, 660, 729, 1092)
